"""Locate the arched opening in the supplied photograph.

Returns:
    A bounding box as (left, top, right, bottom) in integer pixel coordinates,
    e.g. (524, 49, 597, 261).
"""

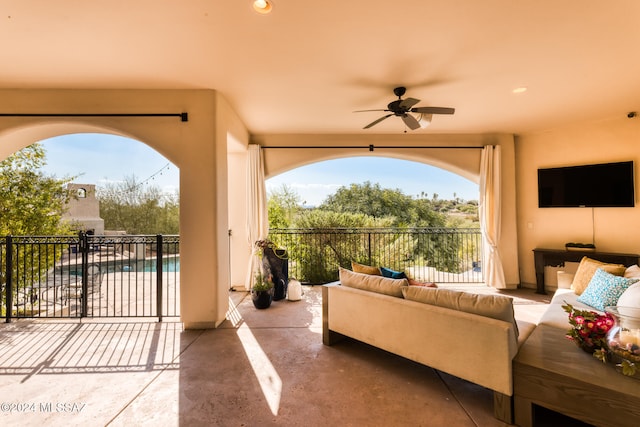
(263, 156, 482, 286)
(0, 89, 247, 329)
(246, 136, 519, 291)
(2, 131, 182, 320)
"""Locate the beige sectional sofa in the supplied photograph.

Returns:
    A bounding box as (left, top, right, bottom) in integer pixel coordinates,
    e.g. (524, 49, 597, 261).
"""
(322, 267, 535, 422)
(538, 257, 640, 330)
(322, 256, 640, 423)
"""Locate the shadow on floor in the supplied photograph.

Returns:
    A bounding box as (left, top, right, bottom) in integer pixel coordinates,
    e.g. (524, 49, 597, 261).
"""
(0, 285, 577, 426)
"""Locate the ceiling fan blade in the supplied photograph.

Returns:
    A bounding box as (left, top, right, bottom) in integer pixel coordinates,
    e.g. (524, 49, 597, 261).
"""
(354, 109, 388, 113)
(411, 106, 455, 115)
(401, 114, 421, 130)
(363, 114, 393, 129)
(399, 97, 420, 109)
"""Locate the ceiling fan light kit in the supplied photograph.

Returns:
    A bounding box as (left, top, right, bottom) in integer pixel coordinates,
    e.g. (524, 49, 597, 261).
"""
(418, 113, 432, 128)
(355, 86, 454, 131)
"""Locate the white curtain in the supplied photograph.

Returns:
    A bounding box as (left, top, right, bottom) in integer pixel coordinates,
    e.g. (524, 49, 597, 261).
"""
(245, 144, 269, 290)
(480, 145, 507, 289)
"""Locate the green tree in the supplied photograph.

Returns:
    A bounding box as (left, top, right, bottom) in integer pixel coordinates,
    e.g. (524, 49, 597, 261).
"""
(1, 143, 75, 315)
(283, 210, 393, 283)
(0, 144, 74, 235)
(319, 181, 446, 227)
(268, 184, 302, 229)
(97, 176, 179, 234)
(411, 198, 447, 227)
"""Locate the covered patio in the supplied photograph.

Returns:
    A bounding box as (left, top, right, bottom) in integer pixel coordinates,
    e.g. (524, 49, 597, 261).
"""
(0, 286, 568, 427)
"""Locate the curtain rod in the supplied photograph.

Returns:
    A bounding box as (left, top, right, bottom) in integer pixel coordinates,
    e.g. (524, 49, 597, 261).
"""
(261, 145, 484, 151)
(0, 112, 189, 122)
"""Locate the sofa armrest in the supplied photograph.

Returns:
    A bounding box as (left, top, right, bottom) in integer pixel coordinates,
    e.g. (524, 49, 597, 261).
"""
(322, 283, 346, 345)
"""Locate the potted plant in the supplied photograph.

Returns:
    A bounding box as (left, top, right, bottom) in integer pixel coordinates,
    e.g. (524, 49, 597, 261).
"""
(255, 239, 288, 301)
(251, 271, 274, 309)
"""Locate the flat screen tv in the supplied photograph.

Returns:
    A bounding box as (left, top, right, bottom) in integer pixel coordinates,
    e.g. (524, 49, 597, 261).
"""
(538, 161, 635, 208)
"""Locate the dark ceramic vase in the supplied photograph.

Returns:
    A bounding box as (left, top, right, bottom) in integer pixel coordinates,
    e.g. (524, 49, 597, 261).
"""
(252, 288, 273, 309)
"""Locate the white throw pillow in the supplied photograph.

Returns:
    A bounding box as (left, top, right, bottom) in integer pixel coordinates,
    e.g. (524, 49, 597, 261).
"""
(617, 282, 640, 308)
(557, 271, 575, 289)
(624, 264, 640, 279)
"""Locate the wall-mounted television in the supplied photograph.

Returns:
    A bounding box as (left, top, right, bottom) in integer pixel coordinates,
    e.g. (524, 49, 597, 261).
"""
(538, 161, 635, 208)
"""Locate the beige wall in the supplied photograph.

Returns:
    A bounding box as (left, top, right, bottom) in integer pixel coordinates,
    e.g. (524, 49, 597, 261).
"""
(224, 102, 251, 290)
(63, 183, 105, 234)
(251, 133, 521, 287)
(0, 89, 248, 329)
(515, 116, 640, 288)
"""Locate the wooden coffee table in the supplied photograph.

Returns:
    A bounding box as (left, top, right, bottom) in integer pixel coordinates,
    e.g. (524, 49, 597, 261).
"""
(513, 324, 640, 427)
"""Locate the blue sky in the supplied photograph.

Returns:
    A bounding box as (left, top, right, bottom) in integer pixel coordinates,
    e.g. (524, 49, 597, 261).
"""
(38, 134, 180, 194)
(266, 157, 479, 206)
(36, 134, 479, 205)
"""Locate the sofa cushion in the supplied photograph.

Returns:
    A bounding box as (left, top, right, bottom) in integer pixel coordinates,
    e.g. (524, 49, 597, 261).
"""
(538, 288, 593, 329)
(351, 261, 381, 276)
(617, 282, 640, 308)
(577, 268, 639, 311)
(571, 256, 626, 295)
(624, 264, 640, 279)
(339, 267, 408, 297)
(401, 286, 518, 338)
(380, 266, 407, 279)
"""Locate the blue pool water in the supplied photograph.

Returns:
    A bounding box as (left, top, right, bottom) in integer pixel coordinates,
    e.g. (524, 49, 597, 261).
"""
(142, 257, 180, 272)
(64, 256, 180, 276)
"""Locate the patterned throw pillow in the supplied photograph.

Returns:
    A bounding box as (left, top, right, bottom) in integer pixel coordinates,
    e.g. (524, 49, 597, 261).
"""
(577, 268, 640, 311)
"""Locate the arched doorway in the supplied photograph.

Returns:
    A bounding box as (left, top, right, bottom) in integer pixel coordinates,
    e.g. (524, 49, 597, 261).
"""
(235, 135, 519, 290)
(0, 88, 246, 329)
(263, 156, 482, 285)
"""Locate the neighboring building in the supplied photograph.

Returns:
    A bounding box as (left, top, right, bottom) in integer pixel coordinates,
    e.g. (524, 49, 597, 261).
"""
(62, 183, 105, 235)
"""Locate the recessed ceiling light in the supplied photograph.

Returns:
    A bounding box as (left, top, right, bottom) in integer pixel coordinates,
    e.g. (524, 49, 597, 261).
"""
(253, 0, 273, 14)
(512, 87, 528, 94)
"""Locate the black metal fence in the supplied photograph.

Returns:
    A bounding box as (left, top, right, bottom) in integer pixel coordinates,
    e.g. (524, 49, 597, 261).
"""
(2, 228, 481, 320)
(268, 227, 483, 284)
(1, 233, 179, 322)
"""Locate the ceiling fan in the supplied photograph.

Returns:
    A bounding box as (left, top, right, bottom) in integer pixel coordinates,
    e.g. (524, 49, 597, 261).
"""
(355, 86, 455, 130)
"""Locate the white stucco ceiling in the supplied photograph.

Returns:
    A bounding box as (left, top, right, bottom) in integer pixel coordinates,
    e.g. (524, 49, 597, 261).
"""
(2, 1, 639, 135)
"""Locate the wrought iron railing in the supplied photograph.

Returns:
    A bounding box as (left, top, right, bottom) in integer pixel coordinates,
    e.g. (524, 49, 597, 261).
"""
(268, 227, 483, 285)
(1, 233, 179, 322)
(2, 228, 481, 320)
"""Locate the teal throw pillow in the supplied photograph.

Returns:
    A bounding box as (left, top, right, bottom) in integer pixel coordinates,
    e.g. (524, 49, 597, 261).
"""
(380, 267, 407, 279)
(577, 268, 639, 311)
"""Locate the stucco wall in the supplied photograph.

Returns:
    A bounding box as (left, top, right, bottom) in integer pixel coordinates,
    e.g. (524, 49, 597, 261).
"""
(515, 116, 640, 288)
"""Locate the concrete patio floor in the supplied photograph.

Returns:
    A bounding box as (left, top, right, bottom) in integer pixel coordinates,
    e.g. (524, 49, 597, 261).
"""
(0, 285, 569, 427)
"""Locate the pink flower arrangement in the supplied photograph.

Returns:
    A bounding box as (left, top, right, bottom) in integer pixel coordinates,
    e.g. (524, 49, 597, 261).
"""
(562, 302, 614, 362)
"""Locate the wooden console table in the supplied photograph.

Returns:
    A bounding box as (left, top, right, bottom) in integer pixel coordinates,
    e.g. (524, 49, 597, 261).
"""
(533, 248, 640, 294)
(514, 325, 640, 427)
